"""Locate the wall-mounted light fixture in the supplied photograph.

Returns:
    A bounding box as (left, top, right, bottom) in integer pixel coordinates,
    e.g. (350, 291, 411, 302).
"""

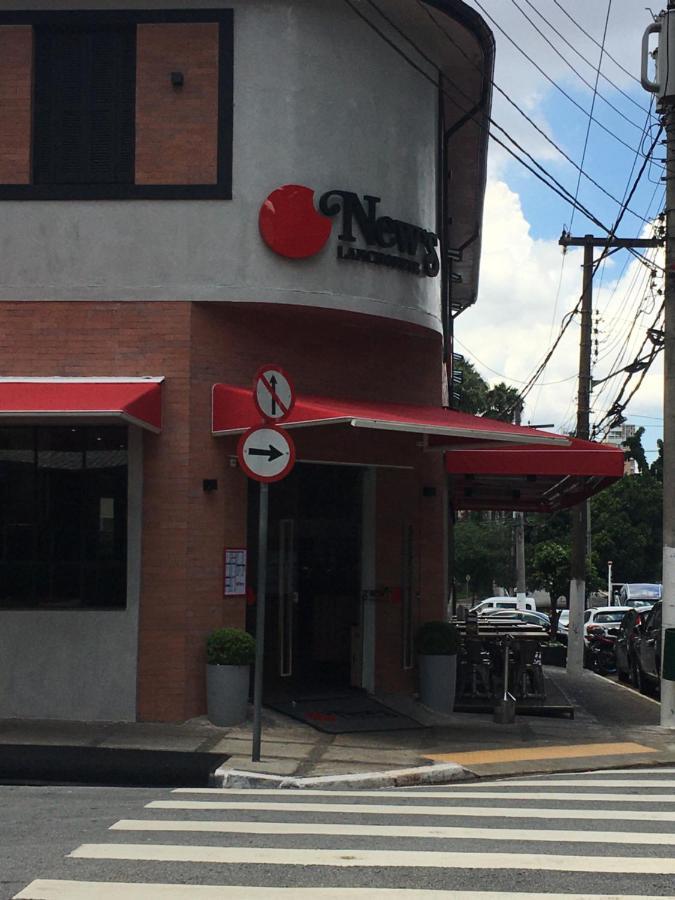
(203, 479, 218, 492)
(171, 71, 185, 88)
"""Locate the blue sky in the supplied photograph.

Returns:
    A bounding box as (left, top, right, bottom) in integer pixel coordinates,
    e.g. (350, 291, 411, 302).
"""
(456, 0, 664, 459)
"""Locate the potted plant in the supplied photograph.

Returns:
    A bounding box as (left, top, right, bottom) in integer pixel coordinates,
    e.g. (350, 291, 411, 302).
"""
(416, 620, 460, 713)
(541, 641, 567, 667)
(206, 627, 256, 726)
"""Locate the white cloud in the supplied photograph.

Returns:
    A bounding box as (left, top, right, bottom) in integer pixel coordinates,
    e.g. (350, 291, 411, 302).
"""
(458, 179, 664, 437)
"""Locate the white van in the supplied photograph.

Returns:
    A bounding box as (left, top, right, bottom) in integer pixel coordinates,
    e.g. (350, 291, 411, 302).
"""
(618, 583, 661, 607)
(469, 596, 536, 616)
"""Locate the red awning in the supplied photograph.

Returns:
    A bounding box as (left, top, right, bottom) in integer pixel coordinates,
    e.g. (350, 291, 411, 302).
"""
(445, 437, 624, 512)
(212, 384, 568, 447)
(0, 377, 163, 432)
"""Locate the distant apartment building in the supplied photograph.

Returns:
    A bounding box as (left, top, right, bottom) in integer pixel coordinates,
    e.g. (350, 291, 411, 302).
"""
(605, 423, 637, 475)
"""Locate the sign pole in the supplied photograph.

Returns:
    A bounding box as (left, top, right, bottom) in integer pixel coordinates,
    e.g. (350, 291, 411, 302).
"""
(252, 481, 269, 762)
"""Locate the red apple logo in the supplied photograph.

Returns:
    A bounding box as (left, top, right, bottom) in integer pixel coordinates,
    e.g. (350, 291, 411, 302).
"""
(259, 184, 333, 259)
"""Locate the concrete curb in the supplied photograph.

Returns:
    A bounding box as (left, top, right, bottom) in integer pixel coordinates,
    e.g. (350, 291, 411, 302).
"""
(212, 761, 473, 790)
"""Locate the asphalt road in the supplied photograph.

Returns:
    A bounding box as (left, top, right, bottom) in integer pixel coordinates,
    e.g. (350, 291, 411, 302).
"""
(6, 768, 675, 898)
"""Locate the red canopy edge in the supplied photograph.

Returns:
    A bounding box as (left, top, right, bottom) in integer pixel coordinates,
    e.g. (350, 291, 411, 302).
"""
(211, 383, 568, 446)
(445, 437, 624, 512)
(0, 377, 163, 433)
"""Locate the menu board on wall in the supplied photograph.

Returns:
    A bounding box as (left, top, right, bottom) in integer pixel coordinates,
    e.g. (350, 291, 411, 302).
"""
(224, 548, 247, 596)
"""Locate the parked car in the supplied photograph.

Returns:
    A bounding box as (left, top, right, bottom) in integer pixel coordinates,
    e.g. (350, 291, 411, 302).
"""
(470, 597, 537, 615)
(618, 583, 662, 608)
(489, 610, 550, 629)
(556, 609, 569, 642)
(583, 607, 634, 645)
(615, 606, 651, 683)
(631, 600, 663, 694)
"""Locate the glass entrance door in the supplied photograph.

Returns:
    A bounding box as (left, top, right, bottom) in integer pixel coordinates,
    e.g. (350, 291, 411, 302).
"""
(251, 463, 362, 697)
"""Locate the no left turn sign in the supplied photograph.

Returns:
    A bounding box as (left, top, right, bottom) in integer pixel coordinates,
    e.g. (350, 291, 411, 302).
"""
(254, 365, 295, 422)
(237, 425, 296, 483)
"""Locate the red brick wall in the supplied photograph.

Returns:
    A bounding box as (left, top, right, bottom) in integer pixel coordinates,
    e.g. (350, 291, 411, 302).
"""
(0, 300, 447, 720)
(0, 26, 32, 184)
(135, 23, 219, 185)
(0, 302, 194, 721)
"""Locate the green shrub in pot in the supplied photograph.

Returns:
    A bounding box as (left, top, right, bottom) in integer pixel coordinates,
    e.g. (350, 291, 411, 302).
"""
(416, 620, 460, 656)
(206, 628, 255, 726)
(416, 620, 460, 713)
(207, 628, 256, 666)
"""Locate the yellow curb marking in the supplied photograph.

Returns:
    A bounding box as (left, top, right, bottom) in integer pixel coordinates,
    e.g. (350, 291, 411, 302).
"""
(425, 741, 657, 765)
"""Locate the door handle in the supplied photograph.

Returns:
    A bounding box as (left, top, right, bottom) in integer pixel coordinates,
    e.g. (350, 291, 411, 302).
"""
(646, 638, 656, 646)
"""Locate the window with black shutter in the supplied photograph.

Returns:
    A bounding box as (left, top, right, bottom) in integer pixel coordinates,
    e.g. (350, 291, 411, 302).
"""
(33, 25, 135, 186)
(0, 9, 233, 200)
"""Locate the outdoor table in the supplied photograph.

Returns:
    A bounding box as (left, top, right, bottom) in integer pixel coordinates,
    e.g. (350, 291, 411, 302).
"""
(453, 619, 550, 701)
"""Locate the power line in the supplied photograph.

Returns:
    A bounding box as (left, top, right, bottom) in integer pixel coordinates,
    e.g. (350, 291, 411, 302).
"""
(347, 0, 655, 242)
(520, 0, 657, 119)
(516, 128, 663, 408)
(592, 302, 665, 437)
(552, 0, 646, 87)
(568, 0, 613, 232)
(453, 337, 578, 386)
(472, 0, 654, 157)
(344, 0, 665, 424)
(508, 0, 648, 135)
(414, 0, 656, 226)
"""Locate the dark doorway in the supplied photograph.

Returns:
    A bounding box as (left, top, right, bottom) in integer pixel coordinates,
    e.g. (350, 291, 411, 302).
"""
(247, 463, 362, 697)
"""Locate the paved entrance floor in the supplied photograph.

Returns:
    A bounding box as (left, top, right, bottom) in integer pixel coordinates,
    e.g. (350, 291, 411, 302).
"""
(1, 668, 672, 783)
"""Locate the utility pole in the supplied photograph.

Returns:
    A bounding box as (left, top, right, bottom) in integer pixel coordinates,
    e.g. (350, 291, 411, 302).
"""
(560, 232, 661, 675)
(513, 402, 527, 607)
(642, 7, 675, 727)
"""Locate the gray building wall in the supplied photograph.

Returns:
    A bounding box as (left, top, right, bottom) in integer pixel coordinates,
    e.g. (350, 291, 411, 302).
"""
(0, 0, 441, 332)
(0, 427, 142, 721)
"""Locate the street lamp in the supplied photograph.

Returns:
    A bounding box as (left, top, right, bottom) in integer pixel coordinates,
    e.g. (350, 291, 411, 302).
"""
(608, 560, 613, 606)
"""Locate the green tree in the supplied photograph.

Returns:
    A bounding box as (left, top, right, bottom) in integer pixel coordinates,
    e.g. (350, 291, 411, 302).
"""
(454, 516, 514, 599)
(622, 426, 649, 475)
(456, 359, 489, 416)
(590, 474, 662, 583)
(650, 439, 663, 482)
(530, 540, 570, 600)
(455, 361, 522, 423)
(483, 382, 523, 423)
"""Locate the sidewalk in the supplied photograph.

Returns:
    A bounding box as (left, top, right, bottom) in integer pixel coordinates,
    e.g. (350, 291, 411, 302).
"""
(1, 668, 673, 786)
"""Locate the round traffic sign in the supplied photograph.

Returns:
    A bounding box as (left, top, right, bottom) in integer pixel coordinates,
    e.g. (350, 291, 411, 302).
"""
(253, 365, 295, 422)
(237, 425, 296, 483)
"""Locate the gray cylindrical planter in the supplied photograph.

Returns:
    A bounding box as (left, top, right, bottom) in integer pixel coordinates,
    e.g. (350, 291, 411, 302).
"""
(418, 653, 457, 713)
(206, 664, 250, 726)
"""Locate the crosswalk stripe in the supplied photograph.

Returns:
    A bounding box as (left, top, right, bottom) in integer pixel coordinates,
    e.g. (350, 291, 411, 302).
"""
(577, 768, 675, 774)
(68, 843, 675, 874)
(147, 800, 675, 820)
(14, 881, 672, 900)
(110, 818, 675, 844)
(173, 783, 675, 796)
(441, 779, 675, 788)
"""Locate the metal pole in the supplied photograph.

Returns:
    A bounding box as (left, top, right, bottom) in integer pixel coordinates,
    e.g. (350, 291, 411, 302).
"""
(641, 3, 675, 728)
(608, 560, 613, 607)
(252, 482, 269, 761)
(513, 403, 527, 608)
(567, 236, 593, 675)
(515, 513, 526, 604)
(663, 78, 675, 728)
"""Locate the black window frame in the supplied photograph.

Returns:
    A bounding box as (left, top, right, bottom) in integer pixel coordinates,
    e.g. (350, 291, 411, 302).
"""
(0, 8, 233, 201)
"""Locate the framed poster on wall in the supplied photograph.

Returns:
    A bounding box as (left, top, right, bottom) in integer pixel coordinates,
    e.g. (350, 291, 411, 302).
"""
(224, 547, 247, 596)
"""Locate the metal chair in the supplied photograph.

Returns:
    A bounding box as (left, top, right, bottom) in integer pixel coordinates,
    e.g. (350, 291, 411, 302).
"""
(514, 640, 545, 699)
(463, 639, 492, 697)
